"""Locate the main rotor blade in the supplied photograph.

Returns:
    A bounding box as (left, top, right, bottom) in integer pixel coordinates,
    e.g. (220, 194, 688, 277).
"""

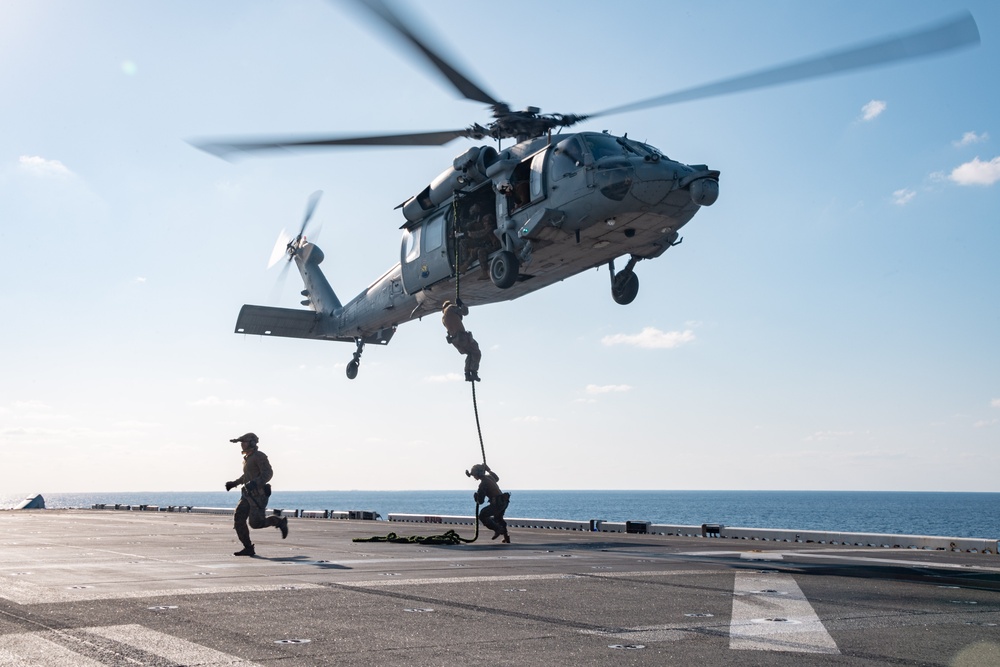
(589, 11, 979, 119)
(350, 0, 501, 106)
(193, 129, 474, 159)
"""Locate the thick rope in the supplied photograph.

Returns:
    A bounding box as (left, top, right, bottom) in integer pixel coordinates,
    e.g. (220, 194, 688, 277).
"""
(453, 196, 462, 303)
(353, 503, 481, 545)
(452, 195, 487, 470)
(471, 381, 486, 468)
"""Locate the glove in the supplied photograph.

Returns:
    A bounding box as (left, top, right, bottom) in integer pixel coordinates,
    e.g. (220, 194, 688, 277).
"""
(225, 481, 236, 491)
(456, 298, 464, 308)
(244, 480, 258, 494)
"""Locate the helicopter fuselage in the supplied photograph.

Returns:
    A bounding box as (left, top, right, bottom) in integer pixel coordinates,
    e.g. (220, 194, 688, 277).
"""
(234, 130, 719, 375)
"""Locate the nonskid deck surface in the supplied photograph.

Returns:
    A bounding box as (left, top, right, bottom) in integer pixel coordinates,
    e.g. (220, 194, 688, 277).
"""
(1, 510, 998, 666)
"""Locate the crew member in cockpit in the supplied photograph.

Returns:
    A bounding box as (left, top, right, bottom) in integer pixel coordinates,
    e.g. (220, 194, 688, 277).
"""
(442, 299, 481, 382)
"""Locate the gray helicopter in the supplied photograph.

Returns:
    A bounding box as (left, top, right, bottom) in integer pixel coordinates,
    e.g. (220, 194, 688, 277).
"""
(195, 1, 978, 380)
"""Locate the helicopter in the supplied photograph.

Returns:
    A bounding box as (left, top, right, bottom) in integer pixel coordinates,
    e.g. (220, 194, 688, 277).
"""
(194, 1, 979, 380)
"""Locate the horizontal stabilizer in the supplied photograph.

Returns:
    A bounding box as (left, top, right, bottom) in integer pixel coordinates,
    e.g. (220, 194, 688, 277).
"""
(235, 305, 332, 340)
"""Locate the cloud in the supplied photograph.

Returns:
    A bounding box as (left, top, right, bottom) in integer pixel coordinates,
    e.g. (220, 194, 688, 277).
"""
(425, 373, 464, 383)
(892, 188, 916, 206)
(585, 384, 632, 395)
(992, 398, 1000, 409)
(860, 100, 886, 122)
(953, 131, 988, 147)
(189, 396, 246, 408)
(973, 419, 997, 428)
(17, 155, 73, 178)
(601, 327, 695, 349)
(803, 430, 855, 442)
(949, 157, 1000, 186)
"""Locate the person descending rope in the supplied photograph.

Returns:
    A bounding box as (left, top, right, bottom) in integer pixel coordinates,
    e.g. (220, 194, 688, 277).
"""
(467, 463, 510, 543)
(442, 299, 481, 382)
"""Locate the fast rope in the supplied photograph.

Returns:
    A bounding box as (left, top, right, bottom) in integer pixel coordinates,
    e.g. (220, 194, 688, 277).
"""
(358, 200, 491, 547)
(453, 195, 463, 304)
(352, 503, 481, 544)
(451, 194, 488, 471)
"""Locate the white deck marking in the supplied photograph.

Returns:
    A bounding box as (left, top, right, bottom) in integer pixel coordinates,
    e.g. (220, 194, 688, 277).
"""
(0, 624, 265, 666)
(82, 624, 265, 666)
(730, 572, 839, 653)
(0, 578, 324, 605)
(0, 633, 106, 667)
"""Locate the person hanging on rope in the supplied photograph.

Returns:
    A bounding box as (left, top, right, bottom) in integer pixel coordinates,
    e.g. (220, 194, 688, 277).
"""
(467, 463, 510, 543)
(442, 299, 481, 382)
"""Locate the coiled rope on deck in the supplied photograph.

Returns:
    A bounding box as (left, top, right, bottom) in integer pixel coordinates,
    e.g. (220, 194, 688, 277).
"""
(352, 503, 481, 544)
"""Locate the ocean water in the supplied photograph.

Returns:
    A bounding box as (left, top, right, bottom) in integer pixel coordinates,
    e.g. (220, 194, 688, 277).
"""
(2, 490, 997, 539)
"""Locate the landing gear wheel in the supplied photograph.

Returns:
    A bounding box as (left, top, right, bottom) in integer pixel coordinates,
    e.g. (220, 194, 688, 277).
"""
(612, 271, 639, 305)
(490, 251, 519, 289)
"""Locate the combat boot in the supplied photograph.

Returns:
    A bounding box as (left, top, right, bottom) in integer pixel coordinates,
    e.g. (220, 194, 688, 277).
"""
(279, 517, 289, 539)
(234, 545, 256, 557)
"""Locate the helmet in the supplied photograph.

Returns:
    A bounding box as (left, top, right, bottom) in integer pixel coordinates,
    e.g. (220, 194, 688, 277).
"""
(231, 432, 259, 445)
(469, 463, 486, 477)
(442, 300, 452, 309)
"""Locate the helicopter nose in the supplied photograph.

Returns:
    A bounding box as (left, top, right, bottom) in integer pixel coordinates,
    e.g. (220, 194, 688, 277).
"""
(689, 178, 719, 206)
(594, 159, 634, 201)
(630, 161, 677, 205)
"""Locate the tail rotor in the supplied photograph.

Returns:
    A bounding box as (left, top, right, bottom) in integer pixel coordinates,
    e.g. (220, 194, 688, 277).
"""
(268, 190, 324, 302)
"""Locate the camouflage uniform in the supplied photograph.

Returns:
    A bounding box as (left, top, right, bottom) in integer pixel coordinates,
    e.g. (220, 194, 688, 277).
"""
(442, 300, 481, 381)
(461, 212, 498, 280)
(226, 434, 287, 556)
(470, 464, 510, 542)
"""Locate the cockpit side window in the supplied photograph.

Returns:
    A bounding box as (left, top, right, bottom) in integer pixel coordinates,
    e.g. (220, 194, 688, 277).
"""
(552, 136, 584, 181)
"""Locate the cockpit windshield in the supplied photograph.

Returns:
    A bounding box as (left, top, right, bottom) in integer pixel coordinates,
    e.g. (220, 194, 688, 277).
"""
(582, 133, 628, 160)
(581, 133, 668, 161)
(622, 137, 667, 160)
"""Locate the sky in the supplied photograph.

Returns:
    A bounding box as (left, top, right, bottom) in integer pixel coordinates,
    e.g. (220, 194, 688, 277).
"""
(1, 0, 998, 495)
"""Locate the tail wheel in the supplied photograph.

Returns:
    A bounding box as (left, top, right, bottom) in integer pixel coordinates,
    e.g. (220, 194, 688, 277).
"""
(490, 251, 519, 289)
(612, 271, 639, 305)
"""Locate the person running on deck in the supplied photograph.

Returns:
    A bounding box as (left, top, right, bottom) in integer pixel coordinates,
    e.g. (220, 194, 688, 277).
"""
(225, 433, 288, 556)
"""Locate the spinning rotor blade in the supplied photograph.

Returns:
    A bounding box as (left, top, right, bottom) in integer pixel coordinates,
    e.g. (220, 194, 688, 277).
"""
(193, 129, 476, 159)
(299, 189, 323, 237)
(267, 229, 292, 269)
(351, 0, 500, 106)
(267, 190, 323, 269)
(269, 259, 294, 305)
(589, 12, 979, 119)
